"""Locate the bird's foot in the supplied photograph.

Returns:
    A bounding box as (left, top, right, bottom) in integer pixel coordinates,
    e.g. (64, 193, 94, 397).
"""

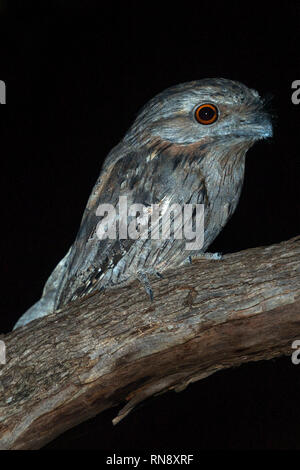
(181, 251, 223, 266)
(137, 269, 164, 301)
(200, 251, 223, 261)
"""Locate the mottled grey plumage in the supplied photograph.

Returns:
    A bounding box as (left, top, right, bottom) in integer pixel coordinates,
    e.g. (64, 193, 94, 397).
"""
(14, 78, 272, 329)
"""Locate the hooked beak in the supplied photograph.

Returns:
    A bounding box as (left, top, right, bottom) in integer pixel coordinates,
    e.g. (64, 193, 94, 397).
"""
(233, 112, 273, 140)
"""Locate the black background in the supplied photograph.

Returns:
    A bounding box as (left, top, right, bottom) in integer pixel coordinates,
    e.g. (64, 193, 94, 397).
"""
(0, 1, 300, 450)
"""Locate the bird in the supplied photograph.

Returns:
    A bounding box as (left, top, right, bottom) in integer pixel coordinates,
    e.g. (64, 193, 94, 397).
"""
(14, 78, 273, 329)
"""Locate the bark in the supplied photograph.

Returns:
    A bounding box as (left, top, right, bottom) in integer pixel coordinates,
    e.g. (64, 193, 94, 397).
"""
(0, 236, 299, 450)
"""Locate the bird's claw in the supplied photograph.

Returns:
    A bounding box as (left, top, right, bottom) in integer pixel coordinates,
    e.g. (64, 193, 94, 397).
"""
(182, 251, 223, 265)
(137, 269, 164, 301)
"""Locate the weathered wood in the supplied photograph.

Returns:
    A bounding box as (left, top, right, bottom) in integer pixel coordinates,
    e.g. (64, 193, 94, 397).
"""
(0, 236, 299, 449)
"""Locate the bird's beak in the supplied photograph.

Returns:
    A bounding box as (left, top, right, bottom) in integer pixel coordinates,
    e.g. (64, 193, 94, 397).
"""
(250, 113, 273, 139)
(237, 112, 273, 140)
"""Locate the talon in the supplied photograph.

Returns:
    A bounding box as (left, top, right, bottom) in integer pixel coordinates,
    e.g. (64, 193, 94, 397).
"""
(210, 252, 223, 260)
(147, 287, 154, 301)
(137, 271, 154, 301)
(155, 271, 164, 279)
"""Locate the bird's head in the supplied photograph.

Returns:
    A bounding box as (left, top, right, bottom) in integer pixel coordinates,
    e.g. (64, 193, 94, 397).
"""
(125, 78, 273, 150)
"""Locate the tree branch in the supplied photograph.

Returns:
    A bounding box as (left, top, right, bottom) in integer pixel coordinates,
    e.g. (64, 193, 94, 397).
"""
(0, 236, 299, 449)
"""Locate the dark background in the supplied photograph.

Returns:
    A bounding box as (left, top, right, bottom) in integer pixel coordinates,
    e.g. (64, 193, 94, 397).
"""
(0, 1, 299, 450)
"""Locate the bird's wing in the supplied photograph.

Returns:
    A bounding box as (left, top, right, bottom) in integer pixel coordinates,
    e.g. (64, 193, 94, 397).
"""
(55, 146, 164, 306)
(56, 143, 209, 307)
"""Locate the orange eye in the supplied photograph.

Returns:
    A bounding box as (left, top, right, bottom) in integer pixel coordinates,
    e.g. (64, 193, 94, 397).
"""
(195, 103, 218, 125)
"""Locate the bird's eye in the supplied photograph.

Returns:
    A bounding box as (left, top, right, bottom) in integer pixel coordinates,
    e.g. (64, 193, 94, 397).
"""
(195, 103, 218, 125)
